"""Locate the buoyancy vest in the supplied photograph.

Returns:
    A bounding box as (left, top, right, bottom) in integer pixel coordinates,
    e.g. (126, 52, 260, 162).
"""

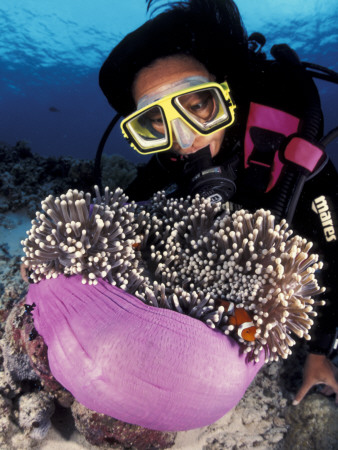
(126, 45, 330, 223)
(238, 50, 327, 221)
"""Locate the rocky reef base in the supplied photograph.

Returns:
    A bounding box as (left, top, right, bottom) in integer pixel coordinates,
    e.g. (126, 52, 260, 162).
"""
(0, 140, 137, 218)
(0, 142, 337, 449)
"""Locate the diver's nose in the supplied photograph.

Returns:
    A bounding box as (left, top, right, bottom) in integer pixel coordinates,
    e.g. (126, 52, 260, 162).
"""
(171, 118, 196, 149)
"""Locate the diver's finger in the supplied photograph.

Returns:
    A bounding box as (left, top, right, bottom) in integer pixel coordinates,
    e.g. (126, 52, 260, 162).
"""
(293, 380, 314, 405)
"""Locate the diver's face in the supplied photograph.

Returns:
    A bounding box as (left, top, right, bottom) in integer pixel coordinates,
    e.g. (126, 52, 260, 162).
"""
(132, 55, 226, 157)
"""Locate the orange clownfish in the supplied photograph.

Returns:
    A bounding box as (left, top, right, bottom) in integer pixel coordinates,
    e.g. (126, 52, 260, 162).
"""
(217, 300, 257, 342)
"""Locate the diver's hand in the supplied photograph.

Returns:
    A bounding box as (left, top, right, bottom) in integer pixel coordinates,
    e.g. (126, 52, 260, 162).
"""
(293, 353, 338, 405)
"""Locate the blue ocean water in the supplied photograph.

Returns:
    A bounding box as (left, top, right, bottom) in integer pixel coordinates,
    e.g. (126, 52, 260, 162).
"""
(1, 0, 337, 166)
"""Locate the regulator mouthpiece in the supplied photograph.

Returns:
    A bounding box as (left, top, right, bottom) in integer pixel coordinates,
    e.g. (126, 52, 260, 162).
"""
(183, 146, 236, 203)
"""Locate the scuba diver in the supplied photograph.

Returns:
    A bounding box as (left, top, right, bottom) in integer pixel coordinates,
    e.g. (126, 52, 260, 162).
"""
(99, 0, 338, 404)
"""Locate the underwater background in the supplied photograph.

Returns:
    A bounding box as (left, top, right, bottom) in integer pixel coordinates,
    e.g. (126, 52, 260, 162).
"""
(1, 2, 338, 448)
(1, 0, 337, 167)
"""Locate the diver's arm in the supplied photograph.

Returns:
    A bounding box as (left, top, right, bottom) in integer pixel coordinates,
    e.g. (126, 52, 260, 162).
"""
(293, 159, 338, 352)
(292, 158, 338, 404)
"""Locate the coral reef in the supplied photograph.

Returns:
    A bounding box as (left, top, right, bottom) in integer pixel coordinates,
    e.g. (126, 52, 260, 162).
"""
(101, 154, 138, 190)
(17, 391, 55, 440)
(2, 303, 42, 393)
(0, 141, 136, 218)
(0, 245, 25, 310)
(0, 239, 72, 447)
(201, 361, 289, 449)
(282, 393, 338, 449)
(0, 394, 14, 446)
(2, 297, 73, 404)
(196, 350, 338, 450)
(0, 294, 73, 446)
(72, 401, 176, 449)
(22, 187, 325, 361)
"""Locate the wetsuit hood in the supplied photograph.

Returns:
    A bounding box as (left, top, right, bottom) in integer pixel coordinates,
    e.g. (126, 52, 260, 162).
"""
(99, 0, 248, 117)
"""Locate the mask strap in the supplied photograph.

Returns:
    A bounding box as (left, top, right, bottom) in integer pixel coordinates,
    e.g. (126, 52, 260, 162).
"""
(137, 76, 210, 109)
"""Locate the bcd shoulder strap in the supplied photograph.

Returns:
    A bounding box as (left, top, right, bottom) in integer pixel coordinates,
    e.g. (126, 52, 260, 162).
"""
(243, 50, 326, 197)
(244, 102, 325, 193)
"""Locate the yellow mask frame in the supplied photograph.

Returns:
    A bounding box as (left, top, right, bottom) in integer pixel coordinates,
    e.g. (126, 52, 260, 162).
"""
(121, 81, 236, 155)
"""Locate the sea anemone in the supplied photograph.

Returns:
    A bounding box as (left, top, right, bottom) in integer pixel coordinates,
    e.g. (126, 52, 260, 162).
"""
(135, 193, 325, 362)
(25, 274, 264, 431)
(22, 187, 325, 362)
(21, 186, 145, 291)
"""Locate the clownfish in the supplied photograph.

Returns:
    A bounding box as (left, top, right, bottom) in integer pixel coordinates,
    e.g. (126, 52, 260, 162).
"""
(217, 300, 257, 342)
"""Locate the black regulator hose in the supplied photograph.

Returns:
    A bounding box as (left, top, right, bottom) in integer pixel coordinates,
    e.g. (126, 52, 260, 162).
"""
(269, 53, 324, 223)
(282, 125, 338, 224)
(283, 101, 323, 224)
(320, 126, 338, 147)
(302, 62, 338, 84)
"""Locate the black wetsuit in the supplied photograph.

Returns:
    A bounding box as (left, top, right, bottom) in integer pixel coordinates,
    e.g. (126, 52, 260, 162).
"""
(124, 61, 338, 355)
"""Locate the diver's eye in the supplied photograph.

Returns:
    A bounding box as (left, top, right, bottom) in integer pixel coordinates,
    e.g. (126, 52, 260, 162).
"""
(142, 106, 166, 133)
(148, 114, 164, 131)
(179, 90, 216, 122)
(146, 106, 163, 122)
(146, 114, 165, 133)
(150, 116, 163, 125)
(190, 100, 207, 112)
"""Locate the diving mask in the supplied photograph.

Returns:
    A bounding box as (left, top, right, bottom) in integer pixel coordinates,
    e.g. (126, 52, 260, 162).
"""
(121, 77, 236, 154)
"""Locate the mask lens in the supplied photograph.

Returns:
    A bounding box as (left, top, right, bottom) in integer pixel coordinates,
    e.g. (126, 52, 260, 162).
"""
(174, 87, 229, 132)
(126, 106, 169, 150)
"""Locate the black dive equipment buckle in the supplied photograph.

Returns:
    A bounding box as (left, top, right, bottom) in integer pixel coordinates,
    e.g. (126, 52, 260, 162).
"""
(246, 127, 328, 222)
